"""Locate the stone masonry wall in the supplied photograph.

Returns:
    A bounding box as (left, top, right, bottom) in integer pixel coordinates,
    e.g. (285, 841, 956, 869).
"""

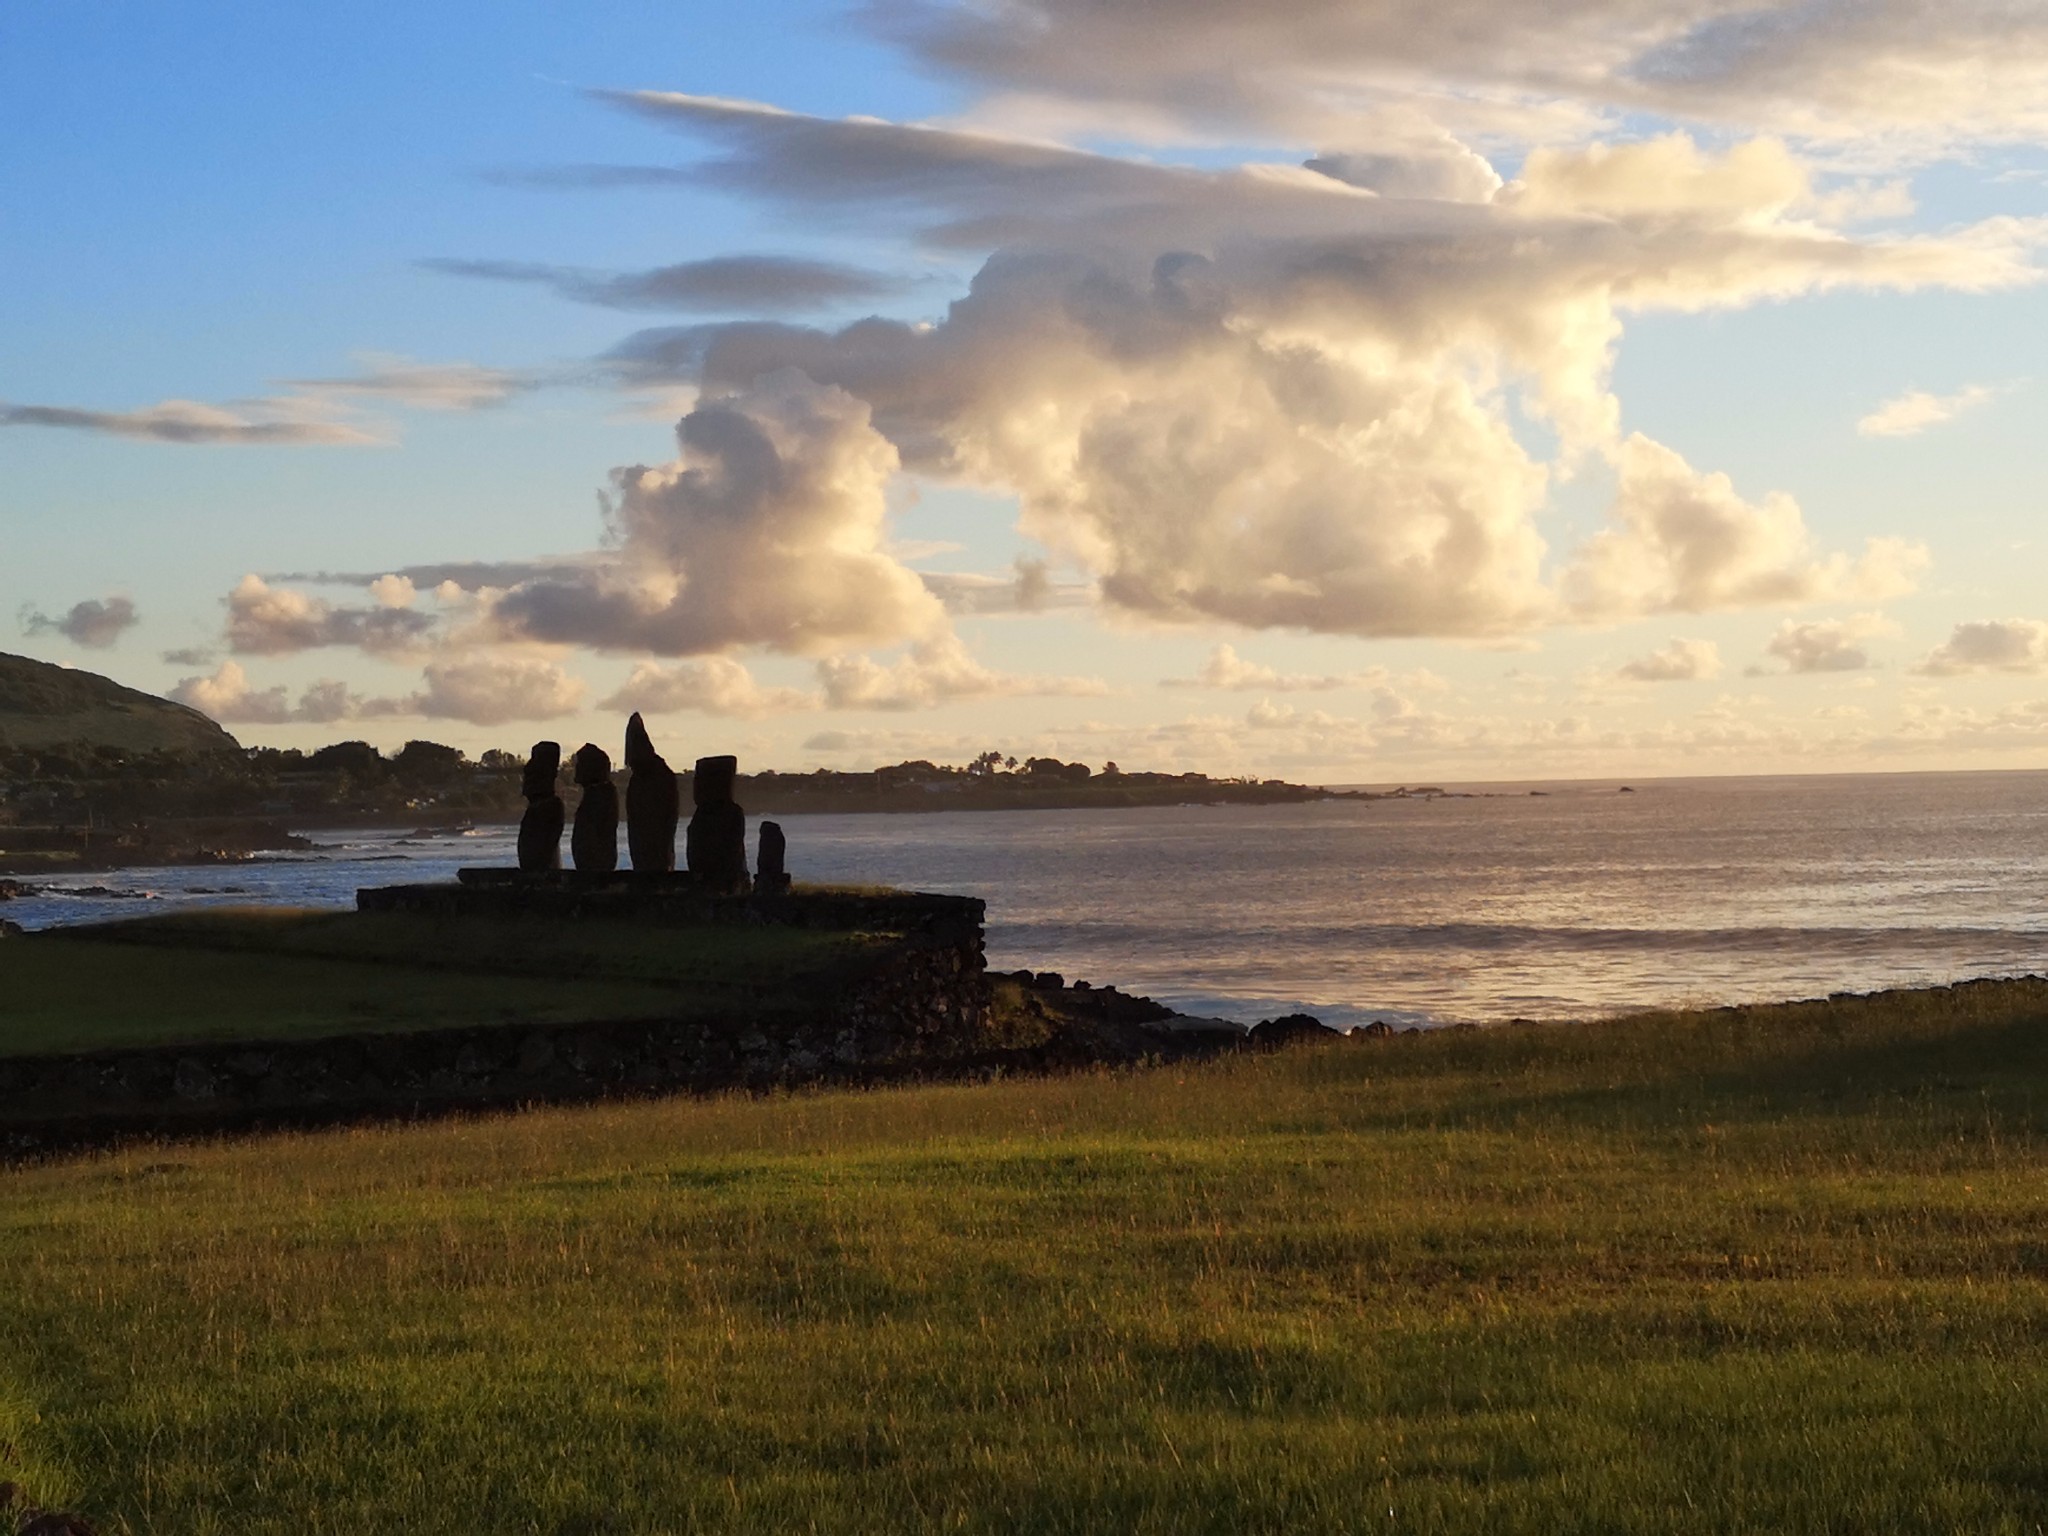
(0, 884, 993, 1151)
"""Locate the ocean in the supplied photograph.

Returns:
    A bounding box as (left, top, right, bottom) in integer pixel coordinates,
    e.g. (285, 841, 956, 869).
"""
(9, 770, 2048, 1029)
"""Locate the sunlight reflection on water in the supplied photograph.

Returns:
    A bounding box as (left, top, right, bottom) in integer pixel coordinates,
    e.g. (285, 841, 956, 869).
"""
(12, 770, 2048, 1028)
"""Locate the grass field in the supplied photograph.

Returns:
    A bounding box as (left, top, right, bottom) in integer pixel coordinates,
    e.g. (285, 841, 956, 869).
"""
(0, 910, 892, 1056)
(5, 979, 2048, 1531)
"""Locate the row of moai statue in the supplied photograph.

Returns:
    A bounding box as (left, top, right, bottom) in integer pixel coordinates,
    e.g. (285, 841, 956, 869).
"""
(514, 711, 789, 894)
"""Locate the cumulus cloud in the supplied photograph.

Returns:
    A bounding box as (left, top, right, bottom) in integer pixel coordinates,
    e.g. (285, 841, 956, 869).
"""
(1163, 643, 1375, 692)
(600, 656, 817, 717)
(425, 255, 909, 313)
(1917, 619, 2048, 676)
(410, 656, 587, 724)
(21, 596, 140, 648)
(1618, 637, 1722, 682)
(1565, 436, 1928, 616)
(153, 43, 2041, 702)
(172, 662, 302, 725)
(816, 632, 1107, 710)
(1753, 614, 1896, 674)
(1857, 384, 1998, 437)
(367, 574, 418, 609)
(172, 655, 586, 728)
(0, 398, 378, 446)
(491, 370, 946, 655)
(586, 100, 2022, 643)
(223, 575, 438, 657)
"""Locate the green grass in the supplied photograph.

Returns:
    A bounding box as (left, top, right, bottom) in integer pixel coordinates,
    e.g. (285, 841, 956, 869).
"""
(6, 980, 2048, 1531)
(0, 910, 889, 1056)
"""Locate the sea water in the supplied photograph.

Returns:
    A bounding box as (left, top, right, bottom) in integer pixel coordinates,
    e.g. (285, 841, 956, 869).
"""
(10, 770, 2048, 1029)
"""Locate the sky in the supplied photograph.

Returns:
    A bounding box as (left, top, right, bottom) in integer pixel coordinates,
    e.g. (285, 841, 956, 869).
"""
(5, 0, 2047, 782)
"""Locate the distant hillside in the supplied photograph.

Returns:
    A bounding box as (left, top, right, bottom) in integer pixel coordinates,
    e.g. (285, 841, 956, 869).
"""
(0, 651, 241, 756)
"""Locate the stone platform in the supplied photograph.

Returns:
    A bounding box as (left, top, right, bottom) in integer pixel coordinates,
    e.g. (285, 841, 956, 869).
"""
(0, 878, 998, 1152)
(357, 870, 984, 939)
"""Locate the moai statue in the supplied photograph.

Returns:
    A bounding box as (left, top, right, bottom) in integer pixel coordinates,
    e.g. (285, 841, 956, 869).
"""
(686, 754, 748, 894)
(623, 712, 680, 873)
(516, 741, 564, 872)
(570, 743, 619, 873)
(755, 820, 790, 896)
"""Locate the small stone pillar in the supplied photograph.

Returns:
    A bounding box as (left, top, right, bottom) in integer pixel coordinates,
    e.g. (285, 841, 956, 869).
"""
(686, 754, 748, 894)
(570, 743, 619, 873)
(756, 820, 790, 895)
(516, 741, 564, 872)
(622, 712, 679, 873)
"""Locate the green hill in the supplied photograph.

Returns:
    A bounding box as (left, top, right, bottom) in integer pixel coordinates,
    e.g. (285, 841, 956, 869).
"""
(0, 650, 241, 756)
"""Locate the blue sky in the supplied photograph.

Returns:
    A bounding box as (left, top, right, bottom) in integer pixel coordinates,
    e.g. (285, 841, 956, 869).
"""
(6, 0, 2048, 779)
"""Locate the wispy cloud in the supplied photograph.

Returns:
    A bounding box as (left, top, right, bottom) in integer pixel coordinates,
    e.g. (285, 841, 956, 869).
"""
(1161, 643, 1382, 693)
(282, 355, 544, 411)
(0, 398, 379, 446)
(423, 255, 911, 314)
(1856, 384, 1998, 438)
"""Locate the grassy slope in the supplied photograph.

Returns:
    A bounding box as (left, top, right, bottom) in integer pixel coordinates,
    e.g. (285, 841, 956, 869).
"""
(0, 910, 889, 1055)
(5, 981, 2048, 1531)
(0, 650, 239, 755)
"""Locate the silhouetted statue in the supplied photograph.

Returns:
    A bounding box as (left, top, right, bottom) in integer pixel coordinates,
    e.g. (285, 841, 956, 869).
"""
(570, 743, 618, 873)
(516, 741, 564, 872)
(686, 754, 748, 893)
(756, 820, 790, 895)
(622, 712, 680, 873)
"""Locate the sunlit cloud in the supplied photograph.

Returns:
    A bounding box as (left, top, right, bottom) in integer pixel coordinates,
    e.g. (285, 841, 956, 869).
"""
(1856, 384, 1999, 437)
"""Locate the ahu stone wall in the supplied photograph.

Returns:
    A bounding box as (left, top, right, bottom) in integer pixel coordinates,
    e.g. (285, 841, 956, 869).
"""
(0, 884, 994, 1151)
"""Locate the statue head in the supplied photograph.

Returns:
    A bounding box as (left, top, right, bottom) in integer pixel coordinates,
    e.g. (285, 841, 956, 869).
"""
(573, 742, 613, 786)
(624, 711, 661, 771)
(520, 741, 562, 800)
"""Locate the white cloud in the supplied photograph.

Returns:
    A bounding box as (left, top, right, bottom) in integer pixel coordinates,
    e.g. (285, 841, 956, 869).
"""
(1565, 436, 1928, 616)
(223, 575, 437, 657)
(1618, 637, 1721, 682)
(1856, 384, 1998, 437)
(367, 575, 418, 609)
(1917, 618, 2048, 676)
(491, 370, 946, 656)
(817, 632, 1108, 710)
(171, 661, 296, 725)
(869, 0, 2048, 156)
(596, 103, 2017, 644)
(410, 656, 586, 725)
(1163, 643, 1378, 692)
(600, 656, 817, 717)
(172, 655, 586, 729)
